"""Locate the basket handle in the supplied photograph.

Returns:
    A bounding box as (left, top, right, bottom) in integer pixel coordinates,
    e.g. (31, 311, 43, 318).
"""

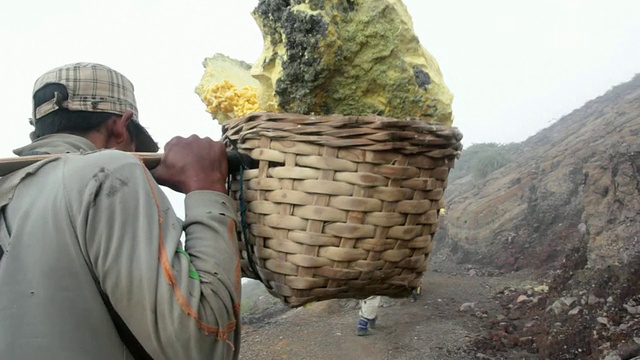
(226, 150, 258, 173)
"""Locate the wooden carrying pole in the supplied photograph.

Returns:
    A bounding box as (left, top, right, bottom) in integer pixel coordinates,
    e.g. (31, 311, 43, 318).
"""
(0, 151, 255, 177)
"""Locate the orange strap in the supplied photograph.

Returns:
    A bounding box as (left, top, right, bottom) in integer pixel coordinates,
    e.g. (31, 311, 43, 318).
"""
(139, 160, 240, 344)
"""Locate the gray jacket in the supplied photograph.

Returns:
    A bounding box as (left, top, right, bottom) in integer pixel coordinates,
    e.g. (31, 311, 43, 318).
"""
(0, 134, 241, 359)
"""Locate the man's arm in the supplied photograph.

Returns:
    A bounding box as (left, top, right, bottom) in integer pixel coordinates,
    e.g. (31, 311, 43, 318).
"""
(65, 148, 241, 360)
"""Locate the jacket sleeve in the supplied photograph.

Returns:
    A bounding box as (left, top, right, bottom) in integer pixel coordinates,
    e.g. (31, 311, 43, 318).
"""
(64, 151, 241, 360)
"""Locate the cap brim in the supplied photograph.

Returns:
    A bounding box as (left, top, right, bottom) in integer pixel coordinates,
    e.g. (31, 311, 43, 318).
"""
(132, 122, 159, 153)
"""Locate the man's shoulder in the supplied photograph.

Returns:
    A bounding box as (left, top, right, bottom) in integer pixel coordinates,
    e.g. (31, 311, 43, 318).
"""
(62, 150, 148, 181)
(79, 149, 140, 163)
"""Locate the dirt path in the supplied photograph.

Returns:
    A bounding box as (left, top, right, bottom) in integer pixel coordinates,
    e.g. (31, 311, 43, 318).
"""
(239, 268, 541, 360)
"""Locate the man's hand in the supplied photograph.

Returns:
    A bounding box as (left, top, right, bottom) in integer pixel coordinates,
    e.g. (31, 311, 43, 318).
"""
(151, 135, 228, 194)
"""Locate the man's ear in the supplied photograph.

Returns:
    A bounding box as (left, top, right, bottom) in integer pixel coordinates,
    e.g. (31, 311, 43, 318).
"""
(110, 110, 134, 144)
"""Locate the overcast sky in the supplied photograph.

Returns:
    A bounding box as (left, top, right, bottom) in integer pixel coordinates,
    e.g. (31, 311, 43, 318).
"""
(1, 0, 639, 215)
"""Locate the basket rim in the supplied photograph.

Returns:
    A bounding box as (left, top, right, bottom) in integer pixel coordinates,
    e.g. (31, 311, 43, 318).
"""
(221, 112, 463, 155)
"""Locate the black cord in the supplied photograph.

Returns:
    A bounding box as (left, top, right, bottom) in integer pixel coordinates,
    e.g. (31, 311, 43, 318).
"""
(225, 140, 269, 289)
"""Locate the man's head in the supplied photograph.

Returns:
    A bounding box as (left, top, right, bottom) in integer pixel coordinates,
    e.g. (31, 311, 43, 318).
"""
(31, 62, 159, 152)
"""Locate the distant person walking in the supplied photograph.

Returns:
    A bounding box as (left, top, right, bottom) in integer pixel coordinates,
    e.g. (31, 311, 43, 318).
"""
(357, 296, 381, 336)
(410, 282, 423, 302)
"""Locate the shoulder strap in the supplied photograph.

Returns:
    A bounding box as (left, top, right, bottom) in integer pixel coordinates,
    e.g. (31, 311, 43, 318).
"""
(86, 265, 153, 359)
(0, 207, 9, 262)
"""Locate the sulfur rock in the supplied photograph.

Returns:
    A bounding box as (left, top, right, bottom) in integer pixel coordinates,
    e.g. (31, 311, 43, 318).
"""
(195, 53, 261, 123)
(251, 0, 453, 125)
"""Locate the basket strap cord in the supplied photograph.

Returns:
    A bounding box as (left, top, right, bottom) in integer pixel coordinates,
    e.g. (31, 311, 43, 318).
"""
(225, 139, 270, 289)
(237, 166, 268, 287)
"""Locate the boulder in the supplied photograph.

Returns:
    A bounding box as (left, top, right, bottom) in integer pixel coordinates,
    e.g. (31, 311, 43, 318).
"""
(251, 0, 453, 125)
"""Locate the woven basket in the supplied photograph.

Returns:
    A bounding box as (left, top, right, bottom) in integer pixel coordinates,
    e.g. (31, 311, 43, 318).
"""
(222, 112, 462, 307)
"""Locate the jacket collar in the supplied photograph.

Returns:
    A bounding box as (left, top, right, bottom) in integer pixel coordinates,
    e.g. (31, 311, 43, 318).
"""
(13, 134, 97, 156)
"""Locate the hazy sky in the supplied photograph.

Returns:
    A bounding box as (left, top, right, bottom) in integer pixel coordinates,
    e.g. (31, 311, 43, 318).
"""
(1, 0, 639, 215)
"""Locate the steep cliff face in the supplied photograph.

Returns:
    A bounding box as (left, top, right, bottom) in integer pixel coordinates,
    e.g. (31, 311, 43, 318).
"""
(434, 75, 640, 272)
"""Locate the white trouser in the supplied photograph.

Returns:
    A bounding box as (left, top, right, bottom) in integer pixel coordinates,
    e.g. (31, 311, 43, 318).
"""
(359, 296, 381, 319)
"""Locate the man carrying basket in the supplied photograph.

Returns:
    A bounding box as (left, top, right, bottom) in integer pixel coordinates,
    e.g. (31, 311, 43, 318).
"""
(0, 62, 242, 359)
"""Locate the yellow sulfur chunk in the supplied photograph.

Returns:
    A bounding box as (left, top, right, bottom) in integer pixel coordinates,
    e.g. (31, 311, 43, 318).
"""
(250, 0, 454, 125)
(200, 80, 260, 123)
(195, 54, 263, 123)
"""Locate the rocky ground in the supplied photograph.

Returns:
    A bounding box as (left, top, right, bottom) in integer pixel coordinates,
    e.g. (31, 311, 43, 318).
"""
(237, 254, 640, 360)
(470, 251, 640, 360)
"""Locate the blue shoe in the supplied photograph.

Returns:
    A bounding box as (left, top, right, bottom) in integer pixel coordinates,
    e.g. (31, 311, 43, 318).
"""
(356, 317, 373, 336)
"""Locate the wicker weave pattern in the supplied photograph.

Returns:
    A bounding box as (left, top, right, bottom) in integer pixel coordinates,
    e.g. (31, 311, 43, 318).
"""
(223, 113, 462, 307)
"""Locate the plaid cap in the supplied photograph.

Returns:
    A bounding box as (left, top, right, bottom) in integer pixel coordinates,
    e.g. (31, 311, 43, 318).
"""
(32, 62, 159, 152)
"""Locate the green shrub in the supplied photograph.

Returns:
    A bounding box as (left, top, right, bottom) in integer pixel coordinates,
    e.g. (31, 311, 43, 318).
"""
(240, 299, 255, 315)
(450, 142, 518, 182)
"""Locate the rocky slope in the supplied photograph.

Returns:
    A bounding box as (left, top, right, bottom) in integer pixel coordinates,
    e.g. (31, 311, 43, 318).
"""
(425, 73, 640, 359)
(435, 74, 640, 274)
